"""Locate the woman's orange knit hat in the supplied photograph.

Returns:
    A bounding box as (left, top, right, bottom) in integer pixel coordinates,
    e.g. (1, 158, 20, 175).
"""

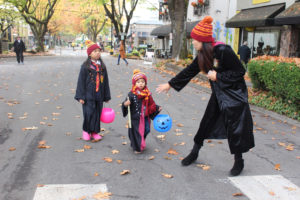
(191, 16, 214, 43)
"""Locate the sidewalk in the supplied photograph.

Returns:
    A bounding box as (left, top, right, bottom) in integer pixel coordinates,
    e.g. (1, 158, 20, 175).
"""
(0, 51, 54, 58)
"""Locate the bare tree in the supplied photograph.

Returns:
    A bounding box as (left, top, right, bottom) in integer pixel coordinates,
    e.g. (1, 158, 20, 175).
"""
(102, 0, 138, 41)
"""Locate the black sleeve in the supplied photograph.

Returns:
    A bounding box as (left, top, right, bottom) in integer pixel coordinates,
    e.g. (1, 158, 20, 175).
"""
(21, 41, 25, 51)
(121, 92, 132, 117)
(216, 45, 246, 83)
(103, 68, 111, 102)
(168, 57, 200, 91)
(74, 65, 87, 101)
(149, 105, 161, 120)
(217, 70, 245, 83)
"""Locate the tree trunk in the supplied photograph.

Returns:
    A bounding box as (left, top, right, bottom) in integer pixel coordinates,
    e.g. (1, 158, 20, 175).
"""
(0, 39, 2, 54)
(168, 0, 188, 60)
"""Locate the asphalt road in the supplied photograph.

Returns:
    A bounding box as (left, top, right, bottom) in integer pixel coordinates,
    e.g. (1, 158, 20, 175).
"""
(0, 49, 299, 200)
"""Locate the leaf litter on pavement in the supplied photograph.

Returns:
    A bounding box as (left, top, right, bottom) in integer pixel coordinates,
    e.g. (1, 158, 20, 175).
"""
(37, 140, 51, 149)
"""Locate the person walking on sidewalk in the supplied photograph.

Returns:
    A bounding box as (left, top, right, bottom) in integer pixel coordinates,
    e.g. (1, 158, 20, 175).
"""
(117, 40, 128, 66)
(75, 40, 111, 141)
(13, 36, 26, 64)
(156, 16, 255, 176)
(238, 41, 251, 68)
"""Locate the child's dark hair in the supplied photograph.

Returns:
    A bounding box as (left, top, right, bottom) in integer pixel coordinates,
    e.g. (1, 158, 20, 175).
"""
(197, 42, 213, 74)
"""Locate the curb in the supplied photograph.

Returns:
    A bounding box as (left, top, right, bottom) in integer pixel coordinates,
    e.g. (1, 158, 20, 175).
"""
(160, 63, 300, 127)
(0, 53, 55, 59)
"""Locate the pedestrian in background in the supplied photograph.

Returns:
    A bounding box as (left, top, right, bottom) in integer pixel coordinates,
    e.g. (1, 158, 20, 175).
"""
(238, 41, 251, 68)
(75, 40, 111, 141)
(13, 36, 26, 64)
(117, 40, 129, 66)
(156, 16, 254, 176)
(122, 69, 161, 153)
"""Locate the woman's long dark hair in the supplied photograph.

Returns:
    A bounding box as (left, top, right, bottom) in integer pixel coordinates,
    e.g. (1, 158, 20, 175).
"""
(197, 42, 213, 74)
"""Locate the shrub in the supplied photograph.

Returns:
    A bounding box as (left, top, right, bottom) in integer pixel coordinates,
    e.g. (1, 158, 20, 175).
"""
(139, 49, 145, 56)
(248, 60, 300, 106)
(132, 49, 140, 57)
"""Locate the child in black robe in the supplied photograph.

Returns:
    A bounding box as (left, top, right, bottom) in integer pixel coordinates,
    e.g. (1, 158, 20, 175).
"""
(122, 69, 161, 153)
(75, 40, 111, 141)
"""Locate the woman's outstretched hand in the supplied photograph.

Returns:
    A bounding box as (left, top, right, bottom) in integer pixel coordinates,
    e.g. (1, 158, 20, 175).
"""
(156, 83, 171, 94)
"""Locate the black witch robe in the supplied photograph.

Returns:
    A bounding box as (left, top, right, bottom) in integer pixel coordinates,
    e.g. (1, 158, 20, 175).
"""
(75, 58, 111, 133)
(168, 44, 254, 154)
(121, 92, 160, 152)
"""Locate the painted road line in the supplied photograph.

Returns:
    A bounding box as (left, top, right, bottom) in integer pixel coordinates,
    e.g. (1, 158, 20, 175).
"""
(33, 184, 108, 200)
(229, 175, 300, 200)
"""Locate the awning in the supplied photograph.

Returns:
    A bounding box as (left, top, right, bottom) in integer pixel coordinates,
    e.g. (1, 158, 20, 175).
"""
(150, 24, 171, 38)
(275, 2, 300, 25)
(226, 3, 285, 28)
(151, 21, 199, 38)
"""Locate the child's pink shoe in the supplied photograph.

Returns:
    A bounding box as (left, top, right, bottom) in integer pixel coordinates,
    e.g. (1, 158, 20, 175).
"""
(82, 131, 91, 141)
(92, 133, 102, 140)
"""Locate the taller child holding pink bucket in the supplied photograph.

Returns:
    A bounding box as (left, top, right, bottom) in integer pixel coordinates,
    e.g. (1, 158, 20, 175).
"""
(75, 40, 111, 141)
(156, 16, 254, 176)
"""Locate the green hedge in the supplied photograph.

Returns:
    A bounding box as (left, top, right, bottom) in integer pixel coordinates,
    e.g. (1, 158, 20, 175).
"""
(248, 60, 300, 106)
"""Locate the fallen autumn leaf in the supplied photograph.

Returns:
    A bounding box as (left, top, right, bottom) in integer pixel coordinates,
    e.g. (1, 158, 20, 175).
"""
(167, 148, 179, 155)
(93, 191, 112, 199)
(120, 170, 130, 175)
(74, 149, 85, 152)
(232, 193, 243, 197)
(161, 173, 173, 178)
(103, 157, 113, 163)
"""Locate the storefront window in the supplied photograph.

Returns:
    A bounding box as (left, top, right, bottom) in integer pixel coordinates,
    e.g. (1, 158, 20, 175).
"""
(242, 28, 280, 57)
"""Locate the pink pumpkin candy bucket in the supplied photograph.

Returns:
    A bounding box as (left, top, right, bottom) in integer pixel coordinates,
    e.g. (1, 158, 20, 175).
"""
(100, 107, 115, 123)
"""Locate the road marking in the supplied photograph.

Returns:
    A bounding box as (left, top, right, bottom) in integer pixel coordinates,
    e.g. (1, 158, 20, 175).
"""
(229, 175, 300, 200)
(33, 184, 108, 200)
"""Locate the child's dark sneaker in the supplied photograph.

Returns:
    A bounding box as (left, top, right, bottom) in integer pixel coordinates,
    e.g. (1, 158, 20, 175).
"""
(230, 159, 244, 176)
(181, 152, 198, 166)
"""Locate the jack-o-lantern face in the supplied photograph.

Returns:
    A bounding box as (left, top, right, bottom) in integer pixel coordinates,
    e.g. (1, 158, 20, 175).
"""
(153, 114, 172, 132)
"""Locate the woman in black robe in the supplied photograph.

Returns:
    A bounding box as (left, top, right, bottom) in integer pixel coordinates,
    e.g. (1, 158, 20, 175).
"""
(156, 16, 254, 176)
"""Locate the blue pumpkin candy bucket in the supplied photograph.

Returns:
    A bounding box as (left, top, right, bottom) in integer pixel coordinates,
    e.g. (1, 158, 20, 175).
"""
(153, 114, 172, 132)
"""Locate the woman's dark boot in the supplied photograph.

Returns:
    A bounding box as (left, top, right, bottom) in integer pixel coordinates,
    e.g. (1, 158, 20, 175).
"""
(181, 143, 202, 166)
(230, 154, 244, 176)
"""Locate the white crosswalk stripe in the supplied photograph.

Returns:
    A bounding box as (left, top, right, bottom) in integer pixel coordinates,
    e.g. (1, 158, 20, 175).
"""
(33, 184, 108, 200)
(229, 175, 300, 200)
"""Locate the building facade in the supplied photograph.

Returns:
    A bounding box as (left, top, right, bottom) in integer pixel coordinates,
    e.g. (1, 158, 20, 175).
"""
(226, 0, 300, 57)
(151, 0, 238, 58)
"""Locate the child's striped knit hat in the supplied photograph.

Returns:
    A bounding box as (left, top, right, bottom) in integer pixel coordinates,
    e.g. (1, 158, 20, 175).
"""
(85, 40, 101, 56)
(132, 69, 147, 85)
(191, 16, 214, 43)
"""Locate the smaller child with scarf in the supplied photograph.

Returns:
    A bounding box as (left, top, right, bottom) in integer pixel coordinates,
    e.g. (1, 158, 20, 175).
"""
(122, 69, 162, 153)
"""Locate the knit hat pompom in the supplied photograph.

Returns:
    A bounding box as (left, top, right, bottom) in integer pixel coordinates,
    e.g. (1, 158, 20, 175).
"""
(133, 69, 141, 75)
(191, 15, 214, 43)
(85, 39, 101, 56)
(132, 69, 147, 85)
(201, 16, 213, 24)
(85, 40, 93, 47)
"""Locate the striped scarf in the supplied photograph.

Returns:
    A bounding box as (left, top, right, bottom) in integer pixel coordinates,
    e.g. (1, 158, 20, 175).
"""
(131, 86, 151, 101)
